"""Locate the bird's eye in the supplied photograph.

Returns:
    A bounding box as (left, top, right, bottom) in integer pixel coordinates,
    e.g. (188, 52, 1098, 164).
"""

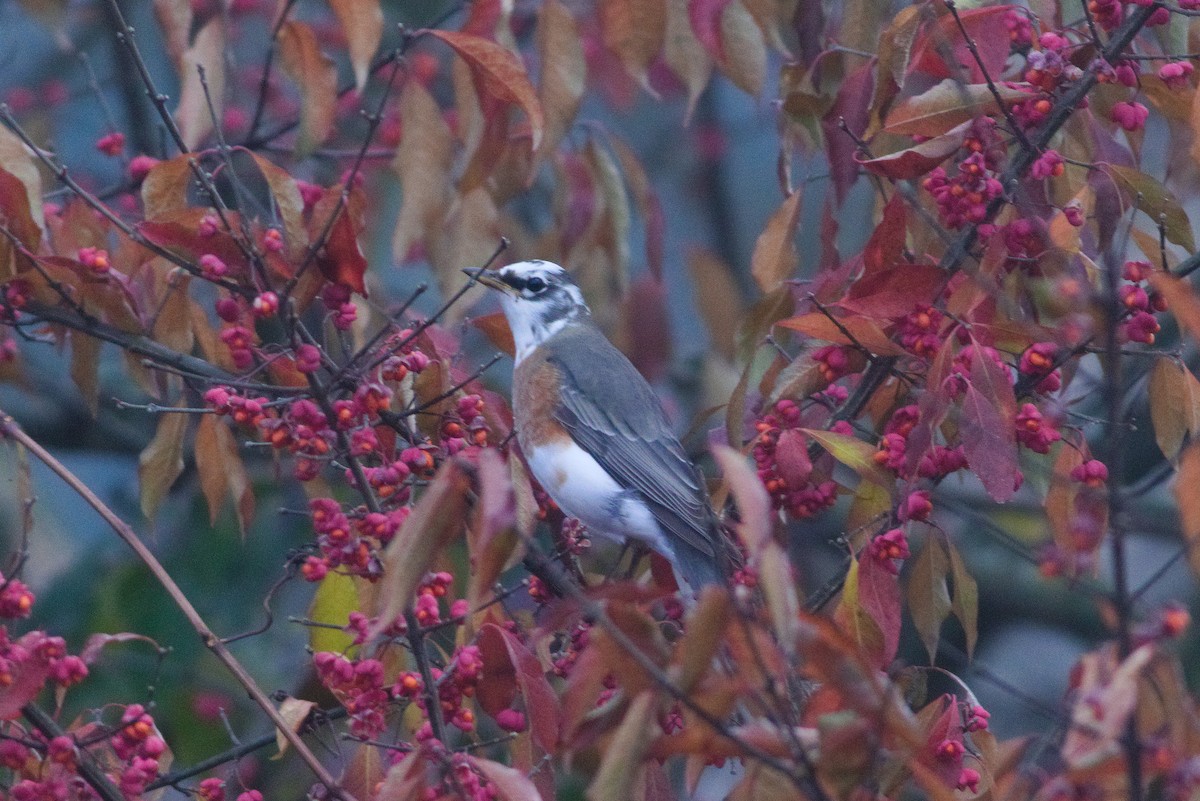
(525, 276, 548, 293)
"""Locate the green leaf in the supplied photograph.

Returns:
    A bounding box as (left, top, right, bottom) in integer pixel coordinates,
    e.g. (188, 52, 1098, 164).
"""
(1107, 164, 1195, 252)
(906, 537, 951, 663)
(802, 428, 893, 486)
(946, 538, 979, 659)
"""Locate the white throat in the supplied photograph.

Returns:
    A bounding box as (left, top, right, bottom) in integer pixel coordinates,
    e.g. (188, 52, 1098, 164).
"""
(501, 294, 575, 365)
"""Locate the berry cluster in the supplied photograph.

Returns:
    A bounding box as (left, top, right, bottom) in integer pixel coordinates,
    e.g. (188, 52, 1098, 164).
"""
(1117, 260, 1166, 344)
(753, 400, 839, 520)
(314, 652, 389, 739)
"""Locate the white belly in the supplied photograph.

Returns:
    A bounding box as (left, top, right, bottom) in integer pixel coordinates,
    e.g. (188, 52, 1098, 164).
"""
(524, 440, 667, 552)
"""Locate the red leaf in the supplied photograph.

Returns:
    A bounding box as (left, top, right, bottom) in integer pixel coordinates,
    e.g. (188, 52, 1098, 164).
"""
(821, 58, 875, 204)
(774, 428, 812, 489)
(476, 623, 560, 753)
(857, 120, 971, 180)
(961, 347, 1018, 502)
(861, 193, 907, 274)
(0, 632, 53, 719)
(687, 0, 734, 61)
(840, 263, 947, 319)
(909, 6, 1016, 84)
(426, 30, 545, 151)
(856, 551, 901, 668)
(314, 199, 368, 296)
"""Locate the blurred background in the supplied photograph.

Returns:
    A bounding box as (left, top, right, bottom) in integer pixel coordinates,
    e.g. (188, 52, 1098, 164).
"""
(0, 0, 1195, 793)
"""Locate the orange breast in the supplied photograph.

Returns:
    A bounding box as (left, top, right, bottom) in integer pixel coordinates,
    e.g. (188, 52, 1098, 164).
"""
(513, 348, 572, 451)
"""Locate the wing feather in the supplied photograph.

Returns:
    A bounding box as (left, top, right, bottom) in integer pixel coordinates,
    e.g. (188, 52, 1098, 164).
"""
(547, 327, 719, 569)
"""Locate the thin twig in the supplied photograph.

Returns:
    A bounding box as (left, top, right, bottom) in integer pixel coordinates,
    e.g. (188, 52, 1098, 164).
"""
(0, 414, 358, 801)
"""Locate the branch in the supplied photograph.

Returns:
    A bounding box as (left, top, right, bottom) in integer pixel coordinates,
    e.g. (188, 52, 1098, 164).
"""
(22, 703, 125, 801)
(0, 414, 358, 801)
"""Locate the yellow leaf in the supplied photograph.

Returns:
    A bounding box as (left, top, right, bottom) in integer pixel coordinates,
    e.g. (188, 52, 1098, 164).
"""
(751, 190, 802, 292)
(663, 0, 712, 123)
(536, 0, 587, 159)
(391, 82, 453, 264)
(719, 0, 766, 96)
(1175, 441, 1200, 580)
(1149, 358, 1200, 461)
(587, 691, 658, 801)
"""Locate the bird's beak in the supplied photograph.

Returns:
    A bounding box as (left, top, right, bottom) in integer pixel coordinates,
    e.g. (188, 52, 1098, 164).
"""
(463, 267, 514, 294)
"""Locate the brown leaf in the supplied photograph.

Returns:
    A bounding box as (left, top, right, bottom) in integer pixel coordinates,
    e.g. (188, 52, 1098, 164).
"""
(329, 0, 383, 93)
(195, 414, 255, 534)
(1148, 271, 1200, 343)
(686, 248, 744, 361)
(608, 134, 664, 279)
(712, 444, 774, 551)
(0, 167, 41, 282)
(476, 622, 560, 753)
(175, 17, 226, 150)
(273, 697, 316, 757)
(1176, 440, 1200, 580)
(1062, 645, 1154, 770)
(1149, 358, 1200, 461)
(368, 460, 471, 638)
(599, 0, 667, 95)
(663, 0, 712, 123)
(536, 0, 587, 160)
(0, 125, 44, 260)
(277, 21, 338, 157)
(138, 408, 188, 520)
(467, 449, 524, 614)
(427, 29, 545, 151)
(428, 188, 500, 321)
(750, 190, 802, 292)
(587, 691, 658, 801)
(718, 0, 766, 96)
(391, 82, 454, 263)
(151, 267, 194, 354)
(672, 587, 731, 692)
(883, 79, 1030, 137)
(69, 332, 101, 416)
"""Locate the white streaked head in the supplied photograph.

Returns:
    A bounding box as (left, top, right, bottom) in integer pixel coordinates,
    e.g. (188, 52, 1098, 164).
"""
(470, 260, 590, 362)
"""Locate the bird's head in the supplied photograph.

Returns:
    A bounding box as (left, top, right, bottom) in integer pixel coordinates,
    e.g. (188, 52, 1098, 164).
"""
(466, 260, 591, 362)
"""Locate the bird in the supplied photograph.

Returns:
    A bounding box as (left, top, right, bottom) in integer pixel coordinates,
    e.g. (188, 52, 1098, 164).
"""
(466, 260, 728, 597)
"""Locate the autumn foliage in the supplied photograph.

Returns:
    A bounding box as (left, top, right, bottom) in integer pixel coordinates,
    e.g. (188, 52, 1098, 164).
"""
(2, 0, 1200, 800)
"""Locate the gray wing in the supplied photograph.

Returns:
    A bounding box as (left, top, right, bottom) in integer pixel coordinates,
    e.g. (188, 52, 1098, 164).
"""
(547, 326, 722, 585)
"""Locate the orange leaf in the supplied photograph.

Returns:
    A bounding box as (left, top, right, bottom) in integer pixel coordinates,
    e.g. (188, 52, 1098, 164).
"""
(599, 0, 666, 95)
(776, 311, 905, 356)
(329, 0, 383, 93)
(1148, 358, 1200, 461)
(277, 21, 338, 156)
(195, 414, 255, 534)
(427, 29, 545, 151)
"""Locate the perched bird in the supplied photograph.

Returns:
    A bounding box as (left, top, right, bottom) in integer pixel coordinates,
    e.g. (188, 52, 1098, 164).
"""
(467, 260, 727, 597)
